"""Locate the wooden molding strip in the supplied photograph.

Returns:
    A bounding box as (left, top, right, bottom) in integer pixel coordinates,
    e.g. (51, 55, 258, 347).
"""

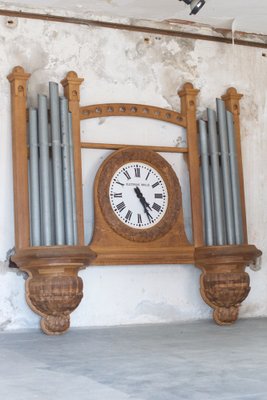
(0, 9, 267, 49)
(81, 142, 188, 153)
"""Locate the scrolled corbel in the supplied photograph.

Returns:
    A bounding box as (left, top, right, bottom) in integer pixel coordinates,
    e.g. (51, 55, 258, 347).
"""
(195, 245, 262, 325)
(12, 246, 95, 335)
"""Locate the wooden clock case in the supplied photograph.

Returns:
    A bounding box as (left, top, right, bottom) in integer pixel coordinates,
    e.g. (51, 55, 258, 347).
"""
(91, 146, 192, 265)
(8, 66, 261, 334)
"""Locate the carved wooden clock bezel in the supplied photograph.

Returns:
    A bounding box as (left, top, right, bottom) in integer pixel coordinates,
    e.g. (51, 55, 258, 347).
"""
(96, 147, 182, 242)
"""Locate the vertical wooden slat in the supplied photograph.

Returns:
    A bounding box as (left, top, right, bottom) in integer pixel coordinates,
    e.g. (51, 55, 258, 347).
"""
(7, 66, 31, 249)
(222, 88, 248, 244)
(179, 83, 204, 247)
(61, 71, 84, 245)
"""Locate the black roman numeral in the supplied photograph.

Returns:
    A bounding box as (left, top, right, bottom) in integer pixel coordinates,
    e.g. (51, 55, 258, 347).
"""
(152, 181, 160, 189)
(154, 193, 163, 199)
(116, 202, 126, 212)
(134, 167, 141, 178)
(145, 170, 151, 180)
(113, 193, 122, 198)
(152, 202, 161, 212)
(116, 181, 124, 186)
(137, 214, 142, 224)
(123, 170, 131, 180)
(125, 210, 133, 221)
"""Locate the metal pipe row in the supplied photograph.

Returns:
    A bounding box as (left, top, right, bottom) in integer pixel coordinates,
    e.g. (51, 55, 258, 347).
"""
(28, 83, 77, 246)
(199, 100, 243, 246)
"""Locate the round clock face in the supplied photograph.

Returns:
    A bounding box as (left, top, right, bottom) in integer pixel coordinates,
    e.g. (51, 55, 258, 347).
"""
(96, 147, 182, 242)
(109, 162, 168, 229)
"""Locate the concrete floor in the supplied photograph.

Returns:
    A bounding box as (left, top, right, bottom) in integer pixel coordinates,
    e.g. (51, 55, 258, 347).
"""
(0, 319, 267, 399)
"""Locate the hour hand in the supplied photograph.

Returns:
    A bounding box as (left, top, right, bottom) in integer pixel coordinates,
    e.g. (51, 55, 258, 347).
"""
(134, 186, 142, 198)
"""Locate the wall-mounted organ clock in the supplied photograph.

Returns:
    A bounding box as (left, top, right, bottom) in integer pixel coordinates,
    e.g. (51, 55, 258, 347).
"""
(8, 66, 261, 335)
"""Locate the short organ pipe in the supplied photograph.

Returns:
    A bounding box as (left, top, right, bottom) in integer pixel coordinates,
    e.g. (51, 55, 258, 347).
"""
(28, 85, 77, 247)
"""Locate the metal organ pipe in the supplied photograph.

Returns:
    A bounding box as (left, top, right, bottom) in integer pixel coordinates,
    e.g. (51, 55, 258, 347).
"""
(216, 99, 235, 244)
(199, 120, 214, 245)
(60, 97, 74, 245)
(28, 85, 77, 247)
(68, 112, 78, 245)
(226, 111, 244, 244)
(207, 108, 226, 245)
(38, 94, 53, 246)
(49, 82, 65, 245)
(29, 108, 41, 246)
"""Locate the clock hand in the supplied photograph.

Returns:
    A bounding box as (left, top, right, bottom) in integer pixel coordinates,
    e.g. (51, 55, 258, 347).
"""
(134, 187, 153, 222)
(144, 207, 153, 222)
(134, 187, 152, 210)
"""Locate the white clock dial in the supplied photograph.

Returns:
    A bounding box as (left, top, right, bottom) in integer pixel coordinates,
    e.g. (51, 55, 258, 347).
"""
(109, 162, 168, 229)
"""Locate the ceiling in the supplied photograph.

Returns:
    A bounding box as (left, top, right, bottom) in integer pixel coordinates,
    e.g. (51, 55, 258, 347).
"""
(1, 0, 267, 36)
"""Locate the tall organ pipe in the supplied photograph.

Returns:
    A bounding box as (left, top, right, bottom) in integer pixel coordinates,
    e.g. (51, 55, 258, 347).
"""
(60, 97, 74, 245)
(207, 108, 226, 245)
(199, 120, 214, 245)
(29, 108, 41, 246)
(68, 112, 78, 245)
(38, 94, 53, 245)
(226, 111, 244, 244)
(49, 82, 65, 245)
(216, 99, 235, 244)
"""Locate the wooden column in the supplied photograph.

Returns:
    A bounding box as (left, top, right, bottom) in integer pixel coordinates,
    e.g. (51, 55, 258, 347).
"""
(7, 66, 31, 249)
(222, 88, 248, 243)
(179, 83, 204, 246)
(61, 72, 84, 245)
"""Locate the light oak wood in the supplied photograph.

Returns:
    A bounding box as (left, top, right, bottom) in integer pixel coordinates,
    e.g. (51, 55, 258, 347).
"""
(90, 147, 191, 265)
(195, 245, 261, 325)
(81, 142, 188, 153)
(12, 246, 95, 335)
(178, 83, 204, 247)
(7, 66, 31, 249)
(80, 103, 186, 127)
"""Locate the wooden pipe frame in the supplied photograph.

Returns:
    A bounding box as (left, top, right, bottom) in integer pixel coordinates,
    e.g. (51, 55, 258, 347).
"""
(8, 66, 262, 334)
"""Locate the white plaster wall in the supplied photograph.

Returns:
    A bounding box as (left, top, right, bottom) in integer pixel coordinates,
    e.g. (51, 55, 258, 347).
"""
(0, 15, 266, 331)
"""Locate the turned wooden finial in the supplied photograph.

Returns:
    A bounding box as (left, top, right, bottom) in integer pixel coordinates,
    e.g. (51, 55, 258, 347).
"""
(7, 65, 30, 81)
(181, 82, 194, 90)
(178, 82, 199, 116)
(7, 66, 31, 98)
(178, 82, 199, 97)
(222, 87, 243, 115)
(61, 71, 84, 101)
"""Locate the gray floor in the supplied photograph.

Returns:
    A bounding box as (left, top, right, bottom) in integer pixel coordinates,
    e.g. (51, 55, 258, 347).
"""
(0, 319, 267, 400)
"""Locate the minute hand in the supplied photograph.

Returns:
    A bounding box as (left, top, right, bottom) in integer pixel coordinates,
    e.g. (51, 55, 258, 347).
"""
(134, 187, 153, 222)
(134, 187, 152, 210)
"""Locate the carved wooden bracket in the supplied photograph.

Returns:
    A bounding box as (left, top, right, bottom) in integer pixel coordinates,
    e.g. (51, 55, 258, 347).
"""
(195, 245, 262, 325)
(12, 247, 95, 335)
